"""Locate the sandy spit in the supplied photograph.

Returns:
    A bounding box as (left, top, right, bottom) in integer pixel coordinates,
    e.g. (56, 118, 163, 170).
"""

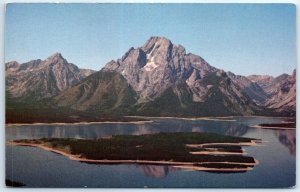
(190, 151, 247, 155)
(186, 140, 260, 148)
(126, 116, 236, 122)
(6, 120, 153, 127)
(250, 125, 296, 130)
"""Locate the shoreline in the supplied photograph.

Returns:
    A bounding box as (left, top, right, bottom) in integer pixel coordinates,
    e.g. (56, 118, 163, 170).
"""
(185, 140, 260, 148)
(6, 115, 293, 127)
(126, 115, 291, 121)
(189, 151, 247, 155)
(7, 141, 258, 172)
(126, 116, 236, 121)
(6, 120, 154, 127)
(250, 125, 296, 130)
(127, 115, 291, 119)
(173, 165, 252, 172)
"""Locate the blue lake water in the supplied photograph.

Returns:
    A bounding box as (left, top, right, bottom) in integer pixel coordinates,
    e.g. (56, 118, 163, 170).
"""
(6, 117, 296, 188)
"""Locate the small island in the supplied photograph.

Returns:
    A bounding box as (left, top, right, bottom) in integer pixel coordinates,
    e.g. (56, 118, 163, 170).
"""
(252, 118, 296, 130)
(8, 132, 260, 172)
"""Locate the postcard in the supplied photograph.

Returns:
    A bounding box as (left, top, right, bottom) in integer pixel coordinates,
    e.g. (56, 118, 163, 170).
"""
(5, 3, 296, 188)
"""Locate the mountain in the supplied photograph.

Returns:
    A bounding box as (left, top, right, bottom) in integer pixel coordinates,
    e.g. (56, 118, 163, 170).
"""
(103, 36, 218, 103)
(6, 53, 95, 101)
(226, 72, 268, 105)
(248, 70, 296, 116)
(55, 36, 264, 116)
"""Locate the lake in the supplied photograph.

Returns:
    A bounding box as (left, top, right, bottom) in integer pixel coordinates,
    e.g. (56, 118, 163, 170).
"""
(6, 117, 296, 188)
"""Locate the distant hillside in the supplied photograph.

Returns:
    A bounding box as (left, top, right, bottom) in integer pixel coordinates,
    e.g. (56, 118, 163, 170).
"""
(6, 53, 95, 101)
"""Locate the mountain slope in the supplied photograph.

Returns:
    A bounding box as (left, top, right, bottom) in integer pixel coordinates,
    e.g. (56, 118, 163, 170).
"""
(247, 75, 276, 95)
(6, 53, 95, 101)
(227, 72, 268, 105)
(53, 70, 137, 116)
(137, 71, 262, 117)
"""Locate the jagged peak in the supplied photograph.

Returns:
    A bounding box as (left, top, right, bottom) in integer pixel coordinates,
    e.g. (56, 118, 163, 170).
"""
(45, 52, 68, 64)
(177, 44, 186, 53)
(121, 47, 135, 61)
(142, 36, 172, 51)
(143, 37, 189, 54)
(147, 36, 172, 43)
(46, 52, 65, 60)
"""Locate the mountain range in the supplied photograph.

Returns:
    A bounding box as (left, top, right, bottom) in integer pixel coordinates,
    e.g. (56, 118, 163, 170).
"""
(5, 37, 296, 122)
(248, 70, 296, 116)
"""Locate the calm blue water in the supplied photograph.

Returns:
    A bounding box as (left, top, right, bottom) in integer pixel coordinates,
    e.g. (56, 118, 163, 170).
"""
(6, 117, 296, 188)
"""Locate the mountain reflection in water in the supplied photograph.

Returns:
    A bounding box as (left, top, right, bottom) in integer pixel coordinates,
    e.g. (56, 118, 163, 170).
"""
(6, 117, 295, 188)
(275, 130, 296, 156)
(7, 119, 250, 140)
(136, 165, 178, 178)
(6, 117, 294, 157)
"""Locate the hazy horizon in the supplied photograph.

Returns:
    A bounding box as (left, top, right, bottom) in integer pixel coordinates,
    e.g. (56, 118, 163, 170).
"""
(5, 3, 296, 76)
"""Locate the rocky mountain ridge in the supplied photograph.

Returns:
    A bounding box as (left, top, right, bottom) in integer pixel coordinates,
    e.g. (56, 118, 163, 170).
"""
(6, 36, 296, 119)
(55, 37, 278, 116)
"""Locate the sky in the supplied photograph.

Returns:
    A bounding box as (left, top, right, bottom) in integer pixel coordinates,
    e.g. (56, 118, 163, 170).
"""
(5, 3, 296, 76)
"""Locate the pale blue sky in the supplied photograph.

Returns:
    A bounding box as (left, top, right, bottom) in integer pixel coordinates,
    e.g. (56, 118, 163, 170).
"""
(5, 3, 296, 76)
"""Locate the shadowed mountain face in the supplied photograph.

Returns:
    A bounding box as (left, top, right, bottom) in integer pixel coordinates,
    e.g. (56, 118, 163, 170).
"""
(6, 37, 296, 119)
(53, 70, 137, 115)
(6, 53, 95, 101)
